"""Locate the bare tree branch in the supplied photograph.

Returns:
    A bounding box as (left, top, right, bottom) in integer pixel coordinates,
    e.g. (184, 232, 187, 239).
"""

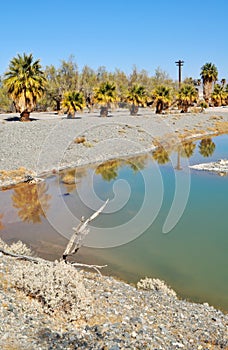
(0, 248, 49, 264)
(62, 199, 109, 261)
(71, 262, 107, 275)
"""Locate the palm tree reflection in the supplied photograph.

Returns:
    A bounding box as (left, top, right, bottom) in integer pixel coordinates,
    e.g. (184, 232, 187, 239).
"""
(60, 167, 88, 193)
(12, 182, 51, 223)
(0, 213, 4, 230)
(95, 160, 121, 181)
(152, 146, 170, 164)
(199, 138, 216, 157)
(125, 154, 148, 172)
(174, 141, 196, 170)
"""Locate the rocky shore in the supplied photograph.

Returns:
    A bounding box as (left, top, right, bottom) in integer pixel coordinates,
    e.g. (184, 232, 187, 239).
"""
(1, 108, 228, 349)
(0, 240, 228, 350)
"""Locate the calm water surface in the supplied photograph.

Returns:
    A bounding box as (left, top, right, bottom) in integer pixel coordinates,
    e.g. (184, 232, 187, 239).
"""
(1, 134, 228, 312)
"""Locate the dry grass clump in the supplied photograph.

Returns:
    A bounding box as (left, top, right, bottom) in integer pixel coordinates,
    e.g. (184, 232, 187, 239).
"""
(9, 259, 93, 321)
(213, 121, 228, 134)
(0, 238, 33, 256)
(137, 277, 177, 298)
(209, 115, 223, 121)
(74, 136, 86, 144)
(0, 167, 36, 188)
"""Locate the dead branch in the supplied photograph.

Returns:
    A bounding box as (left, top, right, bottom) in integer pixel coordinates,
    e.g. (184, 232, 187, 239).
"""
(0, 248, 107, 275)
(62, 199, 109, 262)
(0, 248, 49, 264)
(71, 262, 107, 276)
(0, 200, 109, 276)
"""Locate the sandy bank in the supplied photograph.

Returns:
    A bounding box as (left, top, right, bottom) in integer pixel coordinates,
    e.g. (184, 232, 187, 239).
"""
(1, 108, 228, 188)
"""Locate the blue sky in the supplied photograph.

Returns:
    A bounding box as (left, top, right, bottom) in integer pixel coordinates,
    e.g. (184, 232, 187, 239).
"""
(0, 0, 228, 81)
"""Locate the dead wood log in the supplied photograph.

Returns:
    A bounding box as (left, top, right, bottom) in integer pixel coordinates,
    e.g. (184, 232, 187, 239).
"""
(62, 199, 109, 262)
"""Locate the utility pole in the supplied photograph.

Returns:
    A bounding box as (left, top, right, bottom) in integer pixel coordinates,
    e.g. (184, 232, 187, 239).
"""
(175, 60, 184, 88)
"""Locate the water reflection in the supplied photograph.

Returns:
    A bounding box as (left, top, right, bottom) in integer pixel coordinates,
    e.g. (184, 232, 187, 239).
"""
(0, 213, 4, 230)
(1, 134, 227, 312)
(125, 155, 149, 172)
(95, 160, 121, 181)
(174, 141, 196, 170)
(60, 168, 88, 193)
(11, 182, 51, 223)
(199, 138, 216, 157)
(152, 146, 170, 164)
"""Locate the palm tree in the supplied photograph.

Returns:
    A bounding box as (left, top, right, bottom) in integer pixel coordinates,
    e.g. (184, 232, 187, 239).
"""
(126, 84, 147, 115)
(177, 84, 198, 113)
(211, 84, 227, 106)
(93, 81, 117, 117)
(199, 138, 216, 157)
(200, 63, 218, 103)
(3, 53, 46, 121)
(152, 85, 173, 114)
(61, 91, 85, 118)
(12, 182, 51, 223)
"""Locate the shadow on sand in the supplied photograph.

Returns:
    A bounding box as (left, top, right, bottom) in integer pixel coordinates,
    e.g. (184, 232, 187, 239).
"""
(4, 116, 38, 122)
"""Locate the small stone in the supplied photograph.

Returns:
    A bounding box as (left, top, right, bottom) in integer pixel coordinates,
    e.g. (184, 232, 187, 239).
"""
(131, 331, 137, 338)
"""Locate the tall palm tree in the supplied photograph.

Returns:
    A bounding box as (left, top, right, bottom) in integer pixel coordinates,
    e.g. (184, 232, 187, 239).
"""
(126, 84, 147, 115)
(3, 53, 46, 121)
(200, 63, 218, 103)
(152, 85, 173, 114)
(177, 84, 198, 113)
(211, 84, 227, 106)
(61, 91, 85, 118)
(199, 138, 216, 157)
(93, 81, 117, 117)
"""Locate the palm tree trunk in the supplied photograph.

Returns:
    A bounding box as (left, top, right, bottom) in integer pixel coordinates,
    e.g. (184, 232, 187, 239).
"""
(156, 101, 163, 114)
(20, 111, 30, 121)
(203, 81, 212, 103)
(100, 106, 108, 117)
(130, 103, 138, 116)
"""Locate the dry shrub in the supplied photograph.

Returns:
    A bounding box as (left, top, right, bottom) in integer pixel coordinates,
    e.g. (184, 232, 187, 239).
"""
(209, 115, 223, 121)
(0, 238, 32, 256)
(9, 260, 93, 321)
(74, 136, 86, 144)
(137, 277, 177, 298)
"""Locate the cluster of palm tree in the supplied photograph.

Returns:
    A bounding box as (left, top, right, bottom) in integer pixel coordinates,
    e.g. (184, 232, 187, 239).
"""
(1, 53, 228, 121)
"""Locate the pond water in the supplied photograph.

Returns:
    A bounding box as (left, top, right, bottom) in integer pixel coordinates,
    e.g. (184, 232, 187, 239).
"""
(0, 134, 228, 312)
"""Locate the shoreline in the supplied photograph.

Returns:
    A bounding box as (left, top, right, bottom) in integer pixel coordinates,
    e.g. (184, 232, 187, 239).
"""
(0, 239, 228, 349)
(1, 108, 228, 188)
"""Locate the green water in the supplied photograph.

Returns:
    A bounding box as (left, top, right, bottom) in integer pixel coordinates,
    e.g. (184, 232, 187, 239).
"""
(1, 134, 228, 312)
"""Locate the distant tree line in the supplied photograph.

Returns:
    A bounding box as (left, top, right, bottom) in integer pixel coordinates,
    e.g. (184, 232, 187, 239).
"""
(0, 53, 227, 121)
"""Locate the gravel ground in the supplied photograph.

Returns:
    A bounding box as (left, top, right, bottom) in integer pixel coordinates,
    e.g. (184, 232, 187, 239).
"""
(0, 240, 228, 350)
(1, 107, 228, 178)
